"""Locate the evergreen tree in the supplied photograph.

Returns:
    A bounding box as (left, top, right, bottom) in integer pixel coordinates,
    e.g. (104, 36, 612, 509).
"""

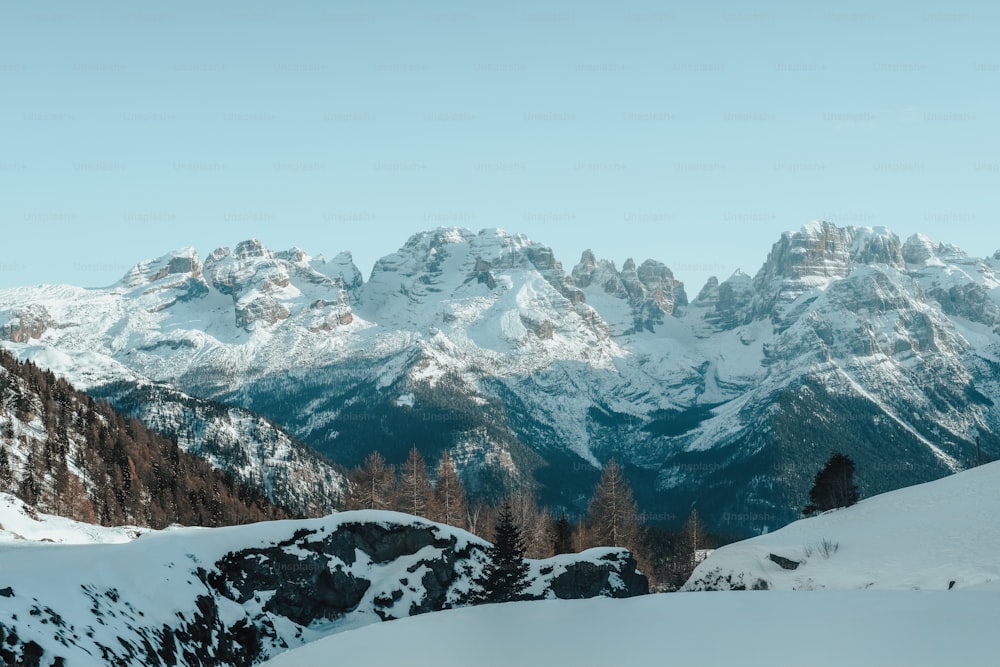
(431, 451, 468, 528)
(345, 451, 395, 510)
(552, 512, 574, 555)
(803, 452, 860, 515)
(470, 499, 531, 604)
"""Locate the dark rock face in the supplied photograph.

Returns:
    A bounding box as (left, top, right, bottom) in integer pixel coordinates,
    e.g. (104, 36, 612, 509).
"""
(549, 550, 649, 599)
(768, 553, 800, 570)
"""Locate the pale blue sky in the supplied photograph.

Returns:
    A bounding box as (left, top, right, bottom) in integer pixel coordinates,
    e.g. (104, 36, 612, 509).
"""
(1, 0, 997, 291)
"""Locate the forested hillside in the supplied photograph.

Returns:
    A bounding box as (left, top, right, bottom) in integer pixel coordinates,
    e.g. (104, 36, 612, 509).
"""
(0, 349, 284, 527)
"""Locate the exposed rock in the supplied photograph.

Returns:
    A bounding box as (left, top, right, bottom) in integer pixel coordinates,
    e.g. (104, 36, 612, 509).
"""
(768, 553, 800, 570)
(752, 222, 904, 327)
(695, 270, 753, 331)
(549, 550, 649, 598)
(202, 239, 356, 331)
(571, 252, 686, 333)
(0, 305, 53, 342)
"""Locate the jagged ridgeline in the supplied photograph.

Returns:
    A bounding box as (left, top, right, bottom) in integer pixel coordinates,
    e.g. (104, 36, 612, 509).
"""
(1, 223, 999, 535)
(0, 349, 283, 527)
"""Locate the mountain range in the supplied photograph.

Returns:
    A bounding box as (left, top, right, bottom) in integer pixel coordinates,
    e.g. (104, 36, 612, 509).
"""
(2, 221, 998, 533)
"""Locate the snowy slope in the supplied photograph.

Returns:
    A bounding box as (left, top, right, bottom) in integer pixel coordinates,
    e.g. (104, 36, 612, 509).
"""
(0, 492, 147, 544)
(683, 460, 1000, 591)
(0, 510, 645, 666)
(259, 591, 1000, 667)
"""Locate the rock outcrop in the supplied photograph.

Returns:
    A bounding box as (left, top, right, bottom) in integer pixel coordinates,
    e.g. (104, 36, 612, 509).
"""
(0, 512, 648, 666)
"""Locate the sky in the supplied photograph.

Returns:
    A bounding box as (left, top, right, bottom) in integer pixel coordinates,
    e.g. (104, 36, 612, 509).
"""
(1, 0, 997, 290)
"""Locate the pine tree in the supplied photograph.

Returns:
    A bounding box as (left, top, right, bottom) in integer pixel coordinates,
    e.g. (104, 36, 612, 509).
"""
(803, 452, 859, 515)
(552, 512, 574, 555)
(345, 451, 395, 510)
(393, 447, 436, 518)
(432, 451, 468, 528)
(470, 499, 531, 604)
(0, 446, 12, 490)
(586, 458, 641, 551)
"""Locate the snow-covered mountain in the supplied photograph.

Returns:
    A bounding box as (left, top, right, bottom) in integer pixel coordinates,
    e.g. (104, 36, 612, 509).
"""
(2, 223, 999, 532)
(0, 501, 646, 666)
(683, 459, 1000, 591)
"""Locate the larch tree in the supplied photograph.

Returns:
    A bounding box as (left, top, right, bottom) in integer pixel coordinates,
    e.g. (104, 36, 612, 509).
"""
(507, 490, 553, 559)
(678, 508, 707, 571)
(394, 446, 436, 518)
(345, 451, 395, 511)
(586, 457, 641, 552)
(432, 450, 468, 528)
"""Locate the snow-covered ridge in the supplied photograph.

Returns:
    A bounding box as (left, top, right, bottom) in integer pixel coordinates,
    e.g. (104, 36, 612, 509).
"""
(683, 460, 1000, 591)
(0, 492, 147, 544)
(0, 509, 646, 666)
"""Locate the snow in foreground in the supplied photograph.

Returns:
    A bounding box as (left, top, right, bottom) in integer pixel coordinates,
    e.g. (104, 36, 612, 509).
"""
(262, 590, 1000, 667)
(685, 460, 1000, 591)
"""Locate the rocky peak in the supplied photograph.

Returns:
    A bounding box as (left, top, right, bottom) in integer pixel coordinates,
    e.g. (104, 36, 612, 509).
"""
(233, 238, 270, 259)
(119, 247, 203, 287)
(902, 233, 968, 266)
(850, 227, 904, 267)
(202, 240, 355, 331)
(751, 222, 904, 327)
(314, 251, 364, 295)
(693, 276, 720, 306)
(571, 252, 685, 333)
(571, 250, 627, 298)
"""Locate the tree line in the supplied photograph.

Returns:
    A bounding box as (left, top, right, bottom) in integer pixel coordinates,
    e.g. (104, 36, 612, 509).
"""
(344, 449, 714, 589)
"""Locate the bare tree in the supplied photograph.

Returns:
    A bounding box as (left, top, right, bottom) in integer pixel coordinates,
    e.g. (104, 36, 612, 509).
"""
(679, 508, 707, 570)
(507, 491, 553, 559)
(345, 451, 395, 510)
(431, 450, 468, 528)
(393, 447, 436, 518)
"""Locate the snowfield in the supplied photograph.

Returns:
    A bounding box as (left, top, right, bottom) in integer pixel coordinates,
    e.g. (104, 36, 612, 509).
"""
(261, 591, 1000, 667)
(684, 460, 1000, 591)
